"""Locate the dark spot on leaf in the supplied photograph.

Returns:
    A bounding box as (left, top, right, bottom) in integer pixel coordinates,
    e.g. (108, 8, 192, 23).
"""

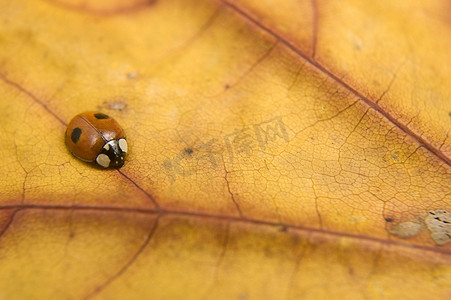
(184, 148, 194, 155)
(448, 112, 451, 117)
(224, 84, 230, 90)
(277, 225, 287, 232)
(385, 218, 393, 222)
(94, 113, 109, 119)
(71, 128, 82, 143)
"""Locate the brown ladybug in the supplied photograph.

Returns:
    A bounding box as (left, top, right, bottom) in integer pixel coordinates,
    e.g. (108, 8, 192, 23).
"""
(65, 111, 127, 168)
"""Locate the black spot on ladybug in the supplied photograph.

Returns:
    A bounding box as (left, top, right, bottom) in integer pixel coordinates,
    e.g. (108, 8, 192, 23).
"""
(224, 84, 230, 90)
(71, 127, 82, 143)
(184, 148, 194, 155)
(94, 113, 109, 119)
(385, 218, 393, 222)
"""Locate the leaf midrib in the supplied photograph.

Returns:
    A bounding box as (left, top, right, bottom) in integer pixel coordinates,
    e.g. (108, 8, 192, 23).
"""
(220, 0, 451, 167)
(1, 203, 451, 256)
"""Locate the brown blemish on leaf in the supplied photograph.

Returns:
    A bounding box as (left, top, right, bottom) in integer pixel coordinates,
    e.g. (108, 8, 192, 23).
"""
(388, 221, 422, 239)
(127, 72, 139, 80)
(101, 100, 127, 112)
(425, 210, 451, 246)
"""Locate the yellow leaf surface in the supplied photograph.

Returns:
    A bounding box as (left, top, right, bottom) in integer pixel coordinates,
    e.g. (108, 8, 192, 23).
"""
(0, 0, 450, 299)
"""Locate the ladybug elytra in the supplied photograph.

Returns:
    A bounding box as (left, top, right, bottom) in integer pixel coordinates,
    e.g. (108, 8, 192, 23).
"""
(65, 111, 127, 168)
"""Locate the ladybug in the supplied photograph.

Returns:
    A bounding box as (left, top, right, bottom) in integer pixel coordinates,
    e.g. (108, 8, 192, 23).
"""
(65, 111, 127, 168)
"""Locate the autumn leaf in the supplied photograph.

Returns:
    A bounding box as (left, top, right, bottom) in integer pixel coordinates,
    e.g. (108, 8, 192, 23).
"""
(1, 0, 450, 299)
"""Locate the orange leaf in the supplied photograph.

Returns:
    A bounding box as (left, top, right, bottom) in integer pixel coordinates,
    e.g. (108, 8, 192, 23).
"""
(0, 0, 450, 299)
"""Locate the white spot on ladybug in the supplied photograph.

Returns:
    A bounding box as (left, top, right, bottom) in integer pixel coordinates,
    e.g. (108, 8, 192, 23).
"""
(119, 138, 127, 153)
(96, 153, 111, 168)
(103, 143, 110, 151)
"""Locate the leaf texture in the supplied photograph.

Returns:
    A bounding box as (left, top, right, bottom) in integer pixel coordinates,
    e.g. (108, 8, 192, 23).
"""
(0, 0, 450, 299)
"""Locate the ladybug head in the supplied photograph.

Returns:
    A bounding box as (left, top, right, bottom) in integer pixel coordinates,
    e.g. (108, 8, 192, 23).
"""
(96, 138, 127, 168)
